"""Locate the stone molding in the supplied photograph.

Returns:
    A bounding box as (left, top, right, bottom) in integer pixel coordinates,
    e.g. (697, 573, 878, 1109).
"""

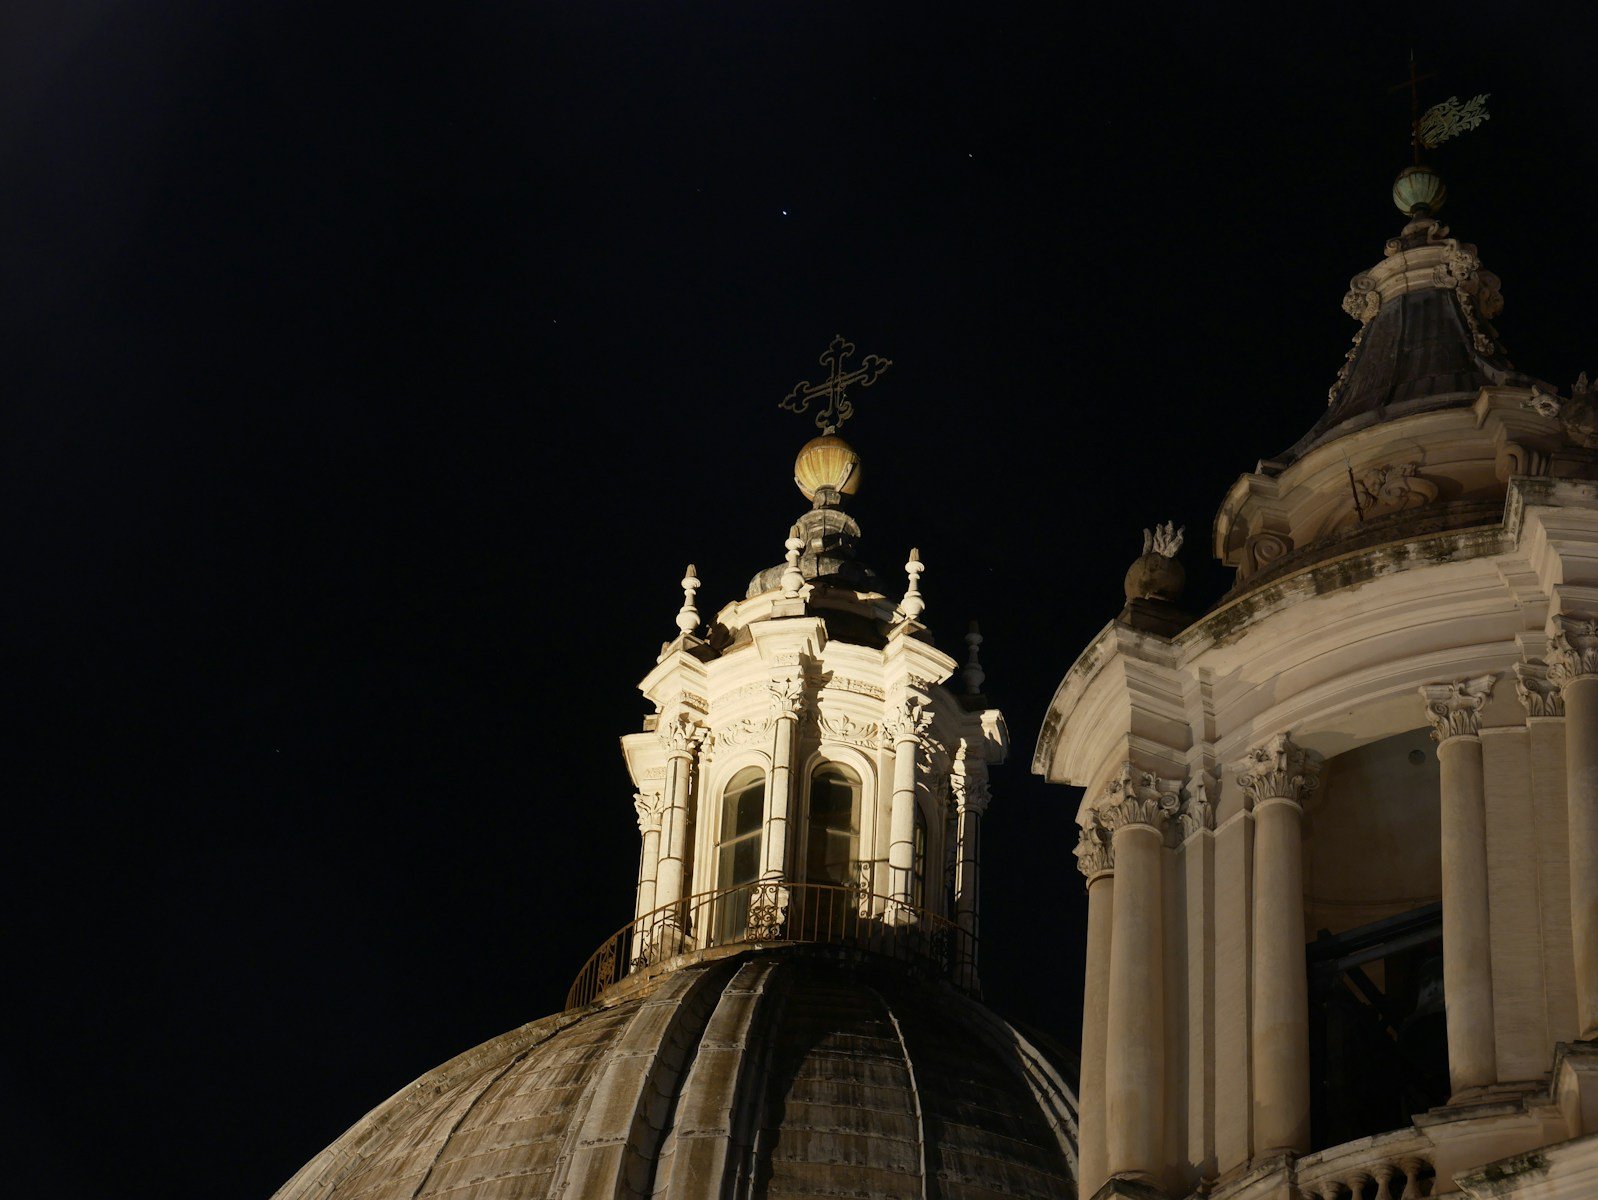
(1514, 659, 1566, 718)
(1419, 675, 1497, 743)
(633, 790, 664, 834)
(1233, 732, 1321, 809)
(1548, 615, 1598, 686)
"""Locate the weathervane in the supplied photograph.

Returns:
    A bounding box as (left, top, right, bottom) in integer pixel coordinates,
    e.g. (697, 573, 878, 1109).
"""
(780, 334, 892, 435)
(1391, 53, 1489, 163)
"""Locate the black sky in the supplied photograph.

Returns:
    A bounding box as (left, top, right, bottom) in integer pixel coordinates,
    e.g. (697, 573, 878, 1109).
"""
(6, 4, 1596, 1196)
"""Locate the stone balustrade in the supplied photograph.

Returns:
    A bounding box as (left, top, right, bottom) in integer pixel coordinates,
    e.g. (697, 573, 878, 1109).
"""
(1295, 1130, 1435, 1199)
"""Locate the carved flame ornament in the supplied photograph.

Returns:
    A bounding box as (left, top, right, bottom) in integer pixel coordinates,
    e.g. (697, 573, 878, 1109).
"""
(780, 334, 892, 435)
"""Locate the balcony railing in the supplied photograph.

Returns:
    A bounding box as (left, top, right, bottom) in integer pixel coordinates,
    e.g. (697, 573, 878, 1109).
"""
(565, 880, 974, 1011)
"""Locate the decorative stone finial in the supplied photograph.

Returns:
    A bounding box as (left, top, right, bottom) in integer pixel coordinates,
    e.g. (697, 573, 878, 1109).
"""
(963, 621, 985, 695)
(781, 525, 805, 598)
(1393, 164, 1447, 217)
(1144, 522, 1184, 558)
(1125, 523, 1186, 603)
(675, 564, 701, 635)
(898, 548, 926, 623)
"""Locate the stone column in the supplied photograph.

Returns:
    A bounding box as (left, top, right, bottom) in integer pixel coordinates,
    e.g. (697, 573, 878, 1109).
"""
(1099, 764, 1178, 1185)
(1422, 675, 1499, 1094)
(1075, 815, 1115, 1200)
(951, 760, 989, 989)
(1550, 617, 1598, 1039)
(1235, 733, 1320, 1156)
(654, 712, 706, 944)
(632, 790, 664, 923)
(761, 677, 806, 883)
(886, 697, 929, 909)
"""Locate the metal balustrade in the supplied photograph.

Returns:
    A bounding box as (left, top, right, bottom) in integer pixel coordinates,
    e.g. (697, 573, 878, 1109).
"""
(565, 880, 974, 1010)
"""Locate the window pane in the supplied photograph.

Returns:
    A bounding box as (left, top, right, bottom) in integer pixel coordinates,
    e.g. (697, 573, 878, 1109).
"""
(735, 785, 765, 835)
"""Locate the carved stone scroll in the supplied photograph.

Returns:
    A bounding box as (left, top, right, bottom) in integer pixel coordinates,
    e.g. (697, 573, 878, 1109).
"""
(1514, 660, 1565, 718)
(1419, 675, 1497, 742)
(1549, 616, 1598, 687)
(1233, 733, 1321, 809)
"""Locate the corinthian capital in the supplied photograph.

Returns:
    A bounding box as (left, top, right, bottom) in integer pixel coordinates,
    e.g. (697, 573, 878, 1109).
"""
(1514, 660, 1565, 718)
(951, 771, 991, 816)
(1233, 732, 1321, 809)
(883, 695, 933, 743)
(633, 790, 664, 834)
(658, 711, 707, 755)
(768, 675, 809, 718)
(1074, 814, 1113, 878)
(1419, 675, 1497, 743)
(1548, 616, 1598, 687)
(1092, 761, 1182, 832)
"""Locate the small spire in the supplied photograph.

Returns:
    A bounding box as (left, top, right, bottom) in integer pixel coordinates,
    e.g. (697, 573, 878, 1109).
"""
(675, 564, 700, 635)
(898, 548, 926, 623)
(963, 621, 985, 695)
(781, 525, 805, 598)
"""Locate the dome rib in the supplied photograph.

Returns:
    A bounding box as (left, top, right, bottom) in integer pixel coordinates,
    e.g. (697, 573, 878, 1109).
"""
(551, 963, 733, 1199)
(274, 954, 1080, 1200)
(871, 983, 931, 1198)
(651, 958, 788, 1197)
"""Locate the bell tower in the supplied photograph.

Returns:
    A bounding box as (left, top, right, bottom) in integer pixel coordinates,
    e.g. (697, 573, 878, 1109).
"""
(569, 338, 1008, 1008)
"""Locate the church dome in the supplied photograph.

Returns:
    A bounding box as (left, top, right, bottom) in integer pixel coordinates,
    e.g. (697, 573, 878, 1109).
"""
(273, 951, 1079, 1200)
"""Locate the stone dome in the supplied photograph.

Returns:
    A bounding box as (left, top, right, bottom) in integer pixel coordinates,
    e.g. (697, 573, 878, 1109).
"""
(274, 951, 1079, 1200)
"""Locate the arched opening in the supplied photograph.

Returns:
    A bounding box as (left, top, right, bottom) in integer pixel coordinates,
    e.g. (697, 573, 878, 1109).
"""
(714, 767, 765, 944)
(804, 763, 861, 888)
(1304, 727, 1448, 1148)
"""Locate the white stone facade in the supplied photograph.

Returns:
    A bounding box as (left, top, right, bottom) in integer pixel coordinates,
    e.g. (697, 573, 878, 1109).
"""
(1038, 204, 1598, 1199)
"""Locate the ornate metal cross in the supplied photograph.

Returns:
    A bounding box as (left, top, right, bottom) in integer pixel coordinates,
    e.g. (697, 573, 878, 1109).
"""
(780, 334, 892, 435)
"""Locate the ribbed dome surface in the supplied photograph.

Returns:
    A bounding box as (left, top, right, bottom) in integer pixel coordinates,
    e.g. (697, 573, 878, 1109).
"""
(275, 952, 1079, 1200)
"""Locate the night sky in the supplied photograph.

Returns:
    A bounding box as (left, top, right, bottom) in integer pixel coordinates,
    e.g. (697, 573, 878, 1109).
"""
(8, 4, 1596, 1196)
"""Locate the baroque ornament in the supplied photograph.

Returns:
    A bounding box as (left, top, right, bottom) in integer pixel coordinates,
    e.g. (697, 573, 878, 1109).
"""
(1419, 675, 1497, 742)
(1173, 776, 1215, 841)
(1074, 814, 1114, 878)
(1342, 273, 1381, 323)
(659, 711, 708, 755)
(633, 791, 665, 834)
(884, 696, 934, 743)
(768, 676, 808, 717)
(1548, 616, 1598, 686)
(1093, 761, 1182, 831)
(715, 715, 776, 749)
(1513, 660, 1565, 719)
(951, 771, 991, 816)
(1233, 733, 1321, 808)
(811, 709, 881, 749)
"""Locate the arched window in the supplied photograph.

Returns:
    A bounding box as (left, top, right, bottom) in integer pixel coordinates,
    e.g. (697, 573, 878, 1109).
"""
(805, 764, 861, 887)
(717, 768, 766, 891)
